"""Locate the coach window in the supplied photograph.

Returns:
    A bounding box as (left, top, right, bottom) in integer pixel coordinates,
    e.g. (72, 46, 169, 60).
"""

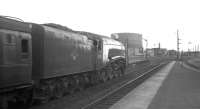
(5, 34, 15, 44)
(6, 34, 12, 43)
(21, 39, 29, 53)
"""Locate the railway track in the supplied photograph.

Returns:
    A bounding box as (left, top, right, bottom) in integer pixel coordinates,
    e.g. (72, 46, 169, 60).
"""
(82, 62, 168, 109)
(31, 59, 171, 109)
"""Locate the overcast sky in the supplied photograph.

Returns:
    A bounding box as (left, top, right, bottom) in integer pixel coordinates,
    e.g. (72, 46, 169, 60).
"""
(1, 0, 200, 51)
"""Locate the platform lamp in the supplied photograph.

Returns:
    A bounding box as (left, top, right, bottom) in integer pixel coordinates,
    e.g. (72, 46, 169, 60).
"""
(143, 38, 148, 59)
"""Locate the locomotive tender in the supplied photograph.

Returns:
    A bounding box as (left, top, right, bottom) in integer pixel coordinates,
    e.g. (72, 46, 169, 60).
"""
(0, 16, 125, 108)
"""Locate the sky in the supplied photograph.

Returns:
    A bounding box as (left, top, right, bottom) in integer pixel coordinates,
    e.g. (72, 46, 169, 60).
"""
(1, 0, 200, 51)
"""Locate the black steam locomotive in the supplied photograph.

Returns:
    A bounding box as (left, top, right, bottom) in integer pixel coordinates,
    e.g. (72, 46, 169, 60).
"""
(0, 16, 126, 108)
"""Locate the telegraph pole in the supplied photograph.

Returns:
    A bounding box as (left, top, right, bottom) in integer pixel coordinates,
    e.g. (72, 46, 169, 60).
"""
(198, 44, 199, 56)
(177, 29, 181, 59)
(126, 38, 129, 65)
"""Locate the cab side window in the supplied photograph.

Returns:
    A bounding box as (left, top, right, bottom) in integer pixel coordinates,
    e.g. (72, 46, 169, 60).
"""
(98, 41, 102, 51)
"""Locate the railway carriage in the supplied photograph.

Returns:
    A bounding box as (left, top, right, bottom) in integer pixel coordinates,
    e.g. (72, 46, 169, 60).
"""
(0, 16, 32, 90)
(0, 16, 33, 109)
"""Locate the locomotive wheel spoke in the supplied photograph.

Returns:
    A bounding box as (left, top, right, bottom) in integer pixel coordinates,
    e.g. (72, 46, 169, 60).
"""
(101, 70, 108, 82)
(107, 67, 113, 80)
(117, 69, 122, 77)
(121, 66, 125, 75)
(113, 70, 117, 78)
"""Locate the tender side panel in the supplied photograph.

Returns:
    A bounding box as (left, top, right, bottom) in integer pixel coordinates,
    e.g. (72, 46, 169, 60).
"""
(41, 26, 96, 79)
(0, 33, 2, 65)
(0, 29, 32, 89)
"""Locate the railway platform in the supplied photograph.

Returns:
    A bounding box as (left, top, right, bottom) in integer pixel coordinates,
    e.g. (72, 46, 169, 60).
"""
(186, 57, 200, 69)
(109, 61, 200, 109)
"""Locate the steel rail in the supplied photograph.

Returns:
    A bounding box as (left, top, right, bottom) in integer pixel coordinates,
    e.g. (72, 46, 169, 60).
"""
(82, 62, 166, 109)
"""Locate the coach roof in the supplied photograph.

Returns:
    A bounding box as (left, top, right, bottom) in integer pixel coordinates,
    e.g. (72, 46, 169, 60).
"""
(0, 16, 31, 33)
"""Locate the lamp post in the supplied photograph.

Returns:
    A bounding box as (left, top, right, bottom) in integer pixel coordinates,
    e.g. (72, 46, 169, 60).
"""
(143, 38, 148, 59)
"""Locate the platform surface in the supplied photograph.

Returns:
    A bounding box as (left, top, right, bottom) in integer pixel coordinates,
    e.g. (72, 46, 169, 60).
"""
(109, 61, 175, 109)
(187, 57, 200, 69)
(109, 61, 200, 109)
(148, 61, 200, 109)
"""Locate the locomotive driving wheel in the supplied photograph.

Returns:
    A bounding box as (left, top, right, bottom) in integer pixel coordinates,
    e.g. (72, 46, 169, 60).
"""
(111, 63, 119, 78)
(101, 69, 108, 82)
(89, 71, 100, 85)
(107, 66, 114, 80)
